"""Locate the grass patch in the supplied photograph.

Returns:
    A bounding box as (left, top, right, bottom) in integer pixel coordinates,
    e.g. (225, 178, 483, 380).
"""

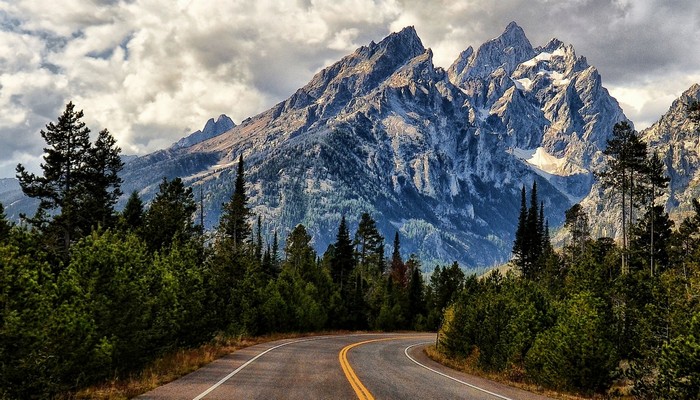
(64, 332, 348, 400)
(424, 345, 615, 400)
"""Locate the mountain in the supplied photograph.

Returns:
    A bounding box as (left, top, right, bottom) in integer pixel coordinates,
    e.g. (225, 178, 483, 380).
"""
(642, 84, 700, 213)
(0, 178, 39, 222)
(118, 23, 629, 271)
(171, 114, 235, 149)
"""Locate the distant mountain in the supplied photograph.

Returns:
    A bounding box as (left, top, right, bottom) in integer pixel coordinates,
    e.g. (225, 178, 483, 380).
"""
(171, 114, 235, 149)
(0, 178, 38, 222)
(119, 23, 630, 271)
(643, 84, 700, 213)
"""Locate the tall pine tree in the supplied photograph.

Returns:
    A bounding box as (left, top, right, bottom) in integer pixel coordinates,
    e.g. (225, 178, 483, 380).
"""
(16, 102, 122, 253)
(219, 154, 251, 250)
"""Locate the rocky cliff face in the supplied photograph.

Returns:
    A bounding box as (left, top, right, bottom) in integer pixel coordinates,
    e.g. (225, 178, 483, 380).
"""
(113, 23, 631, 270)
(642, 84, 700, 213)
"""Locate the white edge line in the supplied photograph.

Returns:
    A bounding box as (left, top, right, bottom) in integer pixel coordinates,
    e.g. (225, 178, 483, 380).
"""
(404, 342, 513, 400)
(192, 336, 322, 400)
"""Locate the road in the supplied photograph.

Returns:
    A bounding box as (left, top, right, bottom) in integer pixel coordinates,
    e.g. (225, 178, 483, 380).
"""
(138, 333, 553, 399)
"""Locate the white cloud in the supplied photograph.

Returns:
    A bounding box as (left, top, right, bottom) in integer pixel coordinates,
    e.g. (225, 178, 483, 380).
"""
(0, 0, 699, 178)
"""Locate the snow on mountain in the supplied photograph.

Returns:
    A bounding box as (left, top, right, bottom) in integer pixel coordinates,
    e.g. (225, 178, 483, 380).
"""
(114, 23, 632, 270)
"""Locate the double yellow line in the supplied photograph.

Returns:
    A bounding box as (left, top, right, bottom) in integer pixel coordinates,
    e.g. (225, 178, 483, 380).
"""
(339, 337, 399, 400)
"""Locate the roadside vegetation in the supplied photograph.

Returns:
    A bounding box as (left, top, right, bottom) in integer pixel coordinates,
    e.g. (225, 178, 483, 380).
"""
(1, 103, 455, 399)
(435, 106, 700, 398)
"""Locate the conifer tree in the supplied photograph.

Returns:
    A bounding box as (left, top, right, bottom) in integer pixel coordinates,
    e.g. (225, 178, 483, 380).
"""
(142, 177, 197, 252)
(390, 231, 408, 287)
(219, 154, 251, 249)
(0, 202, 11, 241)
(332, 215, 355, 289)
(16, 102, 122, 252)
(513, 185, 528, 268)
(599, 121, 649, 273)
(255, 215, 263, 261)
(121, 191, 144, 231)
(565, 204, 590, 254)
(81, 128, 124, 230)
(355, 213, 385, 274)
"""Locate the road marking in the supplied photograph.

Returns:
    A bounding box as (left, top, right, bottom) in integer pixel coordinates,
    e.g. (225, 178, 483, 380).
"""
(404, 342, 513, 400)
(193, 333, 403, 400)
(340, 337, 399, 400)
(192, 336, 327, 400)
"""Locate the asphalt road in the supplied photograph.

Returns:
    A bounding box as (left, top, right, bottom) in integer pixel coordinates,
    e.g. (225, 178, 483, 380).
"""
(137, 333, 553, 399)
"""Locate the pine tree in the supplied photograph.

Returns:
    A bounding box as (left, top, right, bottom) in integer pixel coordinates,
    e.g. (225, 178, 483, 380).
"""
(513, 185, 528, 268)
(121, 191, 144, 232)
(643, 152, 669, 275)
(0, 202, 11, 241)
(255, 215, 263, 261)
(16, 102, 95, 251)
(598, 121, 649, 273)
(142, 177, 197, 252)
(332, 215, 355, 290)
(219, 154, 251, 249)
(390, 231, 408, 287)
(80, 128, 124, 230)
(565, 204, 590, 254)
(354, 212, 385, 275)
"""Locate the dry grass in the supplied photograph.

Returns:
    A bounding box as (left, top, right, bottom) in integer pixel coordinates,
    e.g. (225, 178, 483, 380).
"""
(424, 345, 618, 400)
(65, 332, 346, 400)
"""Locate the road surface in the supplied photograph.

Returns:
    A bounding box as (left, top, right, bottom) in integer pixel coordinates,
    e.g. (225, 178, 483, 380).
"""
(138, 333, 553, 399)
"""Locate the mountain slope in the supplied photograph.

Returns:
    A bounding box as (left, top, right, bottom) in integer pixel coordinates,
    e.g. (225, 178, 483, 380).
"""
(114, 24, 628, 270)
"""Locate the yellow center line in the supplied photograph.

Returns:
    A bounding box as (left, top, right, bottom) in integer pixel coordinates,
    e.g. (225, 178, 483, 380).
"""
(339, 337, 403, 400)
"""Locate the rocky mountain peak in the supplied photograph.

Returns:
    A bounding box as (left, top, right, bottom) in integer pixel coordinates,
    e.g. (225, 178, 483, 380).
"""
(449, 21, 536, 84)
(172, 114, 235, 149)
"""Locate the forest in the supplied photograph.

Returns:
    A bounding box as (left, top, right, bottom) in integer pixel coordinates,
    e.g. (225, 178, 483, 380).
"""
(3, 101, 700, 399)
(437, 108, 700, 398)
(0, 103, 455, 399)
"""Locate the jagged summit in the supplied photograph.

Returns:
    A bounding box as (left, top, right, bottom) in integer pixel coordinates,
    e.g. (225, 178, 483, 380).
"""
(119, 23, 632, 270)
(172, 114, 235, 149)
(448, 21, 536, 84)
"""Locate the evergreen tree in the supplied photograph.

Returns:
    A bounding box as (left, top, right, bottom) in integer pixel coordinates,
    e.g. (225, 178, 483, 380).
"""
(565, 204, 590, 254)
(0, 202, 11, 241)
(219, 154, 251, 249)
(80, 128, 124, 230)
(16, 102, 120, 253)
(354, 212, 385, 274)
(643, 152, 669, 275)
(407, 262, 425, 327)
(142, 177, 197, 252)
(513, 185, 528, 267)
(120, 191, 144, 232)
(389, 231, 408, 287)
(598, 121, 649, 273)
(255, 215, 263, 261)
(631, 206, 674, 274)
(284, 224, 317, 280)
(331, 215, 355, 289)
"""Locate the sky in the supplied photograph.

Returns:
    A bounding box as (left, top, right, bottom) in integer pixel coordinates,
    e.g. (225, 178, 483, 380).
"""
(1, 0, 699, 178)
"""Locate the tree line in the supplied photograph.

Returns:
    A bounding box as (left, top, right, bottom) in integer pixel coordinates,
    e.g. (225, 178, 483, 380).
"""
(0, 103, 457, 399)
(437, 107, 700, 398)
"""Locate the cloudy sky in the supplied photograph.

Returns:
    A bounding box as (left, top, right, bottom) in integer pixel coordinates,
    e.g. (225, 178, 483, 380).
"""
(1, 0, 699, 178)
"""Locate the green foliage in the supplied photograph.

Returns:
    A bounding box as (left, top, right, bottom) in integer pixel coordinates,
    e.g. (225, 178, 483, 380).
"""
(0, 242, 56, 398)
(218, 154, 251, 249)
(525, 292, 617, 392)
(120, 191, 144, 232)
(16, 102, 123, 255)
(142, 177, 197, 252)
(0, 202, 12, 241)
(512, 183, 551, 278)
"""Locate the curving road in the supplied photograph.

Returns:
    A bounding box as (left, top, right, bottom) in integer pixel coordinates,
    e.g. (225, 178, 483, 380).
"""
(138, 333, 552, 399)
